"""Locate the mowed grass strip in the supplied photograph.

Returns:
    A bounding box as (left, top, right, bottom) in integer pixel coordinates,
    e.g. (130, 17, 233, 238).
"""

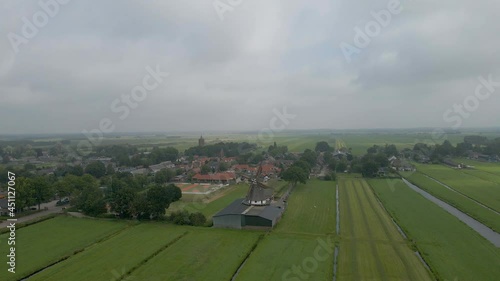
(131, 229, 261, 281)
(275, 179, 336, 235)
(416, 164, 500, 212)
(369, 178, 500, 281)
(166, 183, 249, 225)
(235, 233, 335, 281)
(338, 178, 433, 281)
(460, 168, 500, 185)
(404, 171, 500, 232)
(0, 216, 128, 281)
(29, 224, 188, 281)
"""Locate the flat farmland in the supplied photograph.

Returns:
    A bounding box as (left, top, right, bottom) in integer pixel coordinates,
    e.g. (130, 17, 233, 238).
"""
(337, 178, 432, 281)
(0, 216, 128, 281)
(454, 158, 500, 176)
(416, 164, 500, 212)
(166, 183, 249, 220)
(369, 178, 500, 281)
(404, 172, 500, 233)
(235, 233, 334, 281)
(460, 168, 500, 184)
(131, 229, 261, 281)
(274, 179, 336, 235)
(29, 224, 188, 281)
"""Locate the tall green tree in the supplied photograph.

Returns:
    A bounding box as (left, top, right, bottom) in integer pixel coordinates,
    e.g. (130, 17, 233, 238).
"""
(155, 168, 175, 184)
(315, 141, 331, 152)
(72, 183, 106, 216)
(15, 177, 36, 212)
(110, 186, 136, 218)
(282, 166, 308, 186)
(85, 161, 106, 178)
(32, 176, 53, 210)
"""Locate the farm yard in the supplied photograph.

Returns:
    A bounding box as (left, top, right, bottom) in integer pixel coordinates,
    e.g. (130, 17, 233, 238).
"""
(176, 182, 226, 194)
(165, 183, 248, 219)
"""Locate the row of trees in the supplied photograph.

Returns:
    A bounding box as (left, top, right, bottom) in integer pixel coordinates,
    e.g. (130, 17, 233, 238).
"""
(413, 136, 500, 162)
(54, 171, 182, 218)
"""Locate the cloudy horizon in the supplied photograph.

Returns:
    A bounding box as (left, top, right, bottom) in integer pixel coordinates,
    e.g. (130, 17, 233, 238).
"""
(1, 0, 500, 135)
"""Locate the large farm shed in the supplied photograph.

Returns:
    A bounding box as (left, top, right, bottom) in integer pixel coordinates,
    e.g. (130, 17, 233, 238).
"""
(213, 198, 283, 229)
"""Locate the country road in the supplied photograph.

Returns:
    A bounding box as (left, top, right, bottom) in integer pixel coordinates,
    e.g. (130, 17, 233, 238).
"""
(0, 199, 64, 229)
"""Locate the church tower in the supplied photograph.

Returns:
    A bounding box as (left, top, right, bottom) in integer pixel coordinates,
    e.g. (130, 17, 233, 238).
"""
(198, 135, 205, 147)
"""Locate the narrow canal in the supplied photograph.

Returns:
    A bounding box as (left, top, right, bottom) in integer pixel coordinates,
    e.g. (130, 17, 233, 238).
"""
(402, 178, 500, 247)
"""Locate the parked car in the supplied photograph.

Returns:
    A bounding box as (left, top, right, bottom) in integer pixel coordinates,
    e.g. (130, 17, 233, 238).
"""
(56, 197, 70, 206)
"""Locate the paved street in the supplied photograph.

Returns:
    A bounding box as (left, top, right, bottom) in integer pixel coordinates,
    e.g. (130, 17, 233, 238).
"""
(0, 199, 64, 229)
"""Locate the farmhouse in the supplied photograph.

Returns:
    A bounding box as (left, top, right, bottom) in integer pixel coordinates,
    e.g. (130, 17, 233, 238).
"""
(213, 165, 284, 229)
(213, 199, 283, 229)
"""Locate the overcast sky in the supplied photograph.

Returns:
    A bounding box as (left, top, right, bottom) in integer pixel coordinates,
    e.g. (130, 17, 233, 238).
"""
(1, 0, 499, 134)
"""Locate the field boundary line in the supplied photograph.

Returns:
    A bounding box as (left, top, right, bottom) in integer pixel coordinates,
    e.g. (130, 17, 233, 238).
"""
(366, 179, 439, 281)
(336, 184, 340, 235)
(351, 179, 388, 280)
(421, 174, 500, 215)
(118, 230, 190, 281)
(19, 220, 135, 280)
(0, 213, 57, 233)
(459, 167, 500, 185)
(230, 232, 267, 281)
(340, 180, 359, 280)
(360, 180, 419, 281)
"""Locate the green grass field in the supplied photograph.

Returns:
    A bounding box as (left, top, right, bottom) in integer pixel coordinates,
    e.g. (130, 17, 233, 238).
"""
(131, 229, 262, 281)
(337, 178, 432, 281)
(415, 164, 500, 212)
(454, 158, 500, 176)
(274, 179, 336, 235)
(29, 224, 188, 281)
(0, 216, 128, 281)
(403, 171, 500, 233)
(235, 233, 335, 281)
(459, 168, 500, 184)
(369, 178, 500, 281)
